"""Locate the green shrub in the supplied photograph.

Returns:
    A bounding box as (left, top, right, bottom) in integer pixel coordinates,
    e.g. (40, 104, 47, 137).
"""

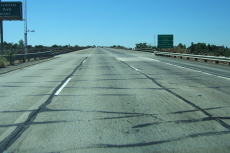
(0, 57, 8, 68)
(5, 51, 16, 65)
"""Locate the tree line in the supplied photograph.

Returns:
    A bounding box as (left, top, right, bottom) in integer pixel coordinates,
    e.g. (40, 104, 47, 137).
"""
(110, 45, 132, 50)
(188, 42, 229, 57)
(135, 42, 230, 57)
(1, 40, 83, 54)
(3, 40, 75, 50)
(2, 40, 230, 57)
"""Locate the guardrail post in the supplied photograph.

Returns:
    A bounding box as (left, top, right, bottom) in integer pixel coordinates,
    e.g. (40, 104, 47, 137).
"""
(23, 55, 26, 63)
(9, 52, 14, 65)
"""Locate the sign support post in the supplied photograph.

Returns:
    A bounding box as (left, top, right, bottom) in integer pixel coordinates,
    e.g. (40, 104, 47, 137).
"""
(0, 1, 23, 53)
(24, 0, 27, 54)
(0, 20, 2, 54)
(0, 0, 3, 53)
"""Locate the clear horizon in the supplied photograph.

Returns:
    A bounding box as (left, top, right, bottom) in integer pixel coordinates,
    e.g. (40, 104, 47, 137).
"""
(2, 0, 230, 48)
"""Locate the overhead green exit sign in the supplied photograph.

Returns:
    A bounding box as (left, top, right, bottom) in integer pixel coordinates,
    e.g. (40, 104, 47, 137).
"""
(0, 2, 23, 20)
(158, 35, 173, 48)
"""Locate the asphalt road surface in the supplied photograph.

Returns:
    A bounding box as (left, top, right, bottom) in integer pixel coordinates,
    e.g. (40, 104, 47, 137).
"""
(0, 48, 230, 153)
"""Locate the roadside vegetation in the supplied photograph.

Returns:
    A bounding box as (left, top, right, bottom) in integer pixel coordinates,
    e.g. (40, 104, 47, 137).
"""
(110, 45, 132, 50)
(0, 57, 8, 68)
(0, 40, 89, 68)
(2, 40, 81, 54)
(1, 40, 230, 58)
(134, 42, 230, 57)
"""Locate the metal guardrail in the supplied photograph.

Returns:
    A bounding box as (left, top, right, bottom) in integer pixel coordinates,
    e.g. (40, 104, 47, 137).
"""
(154, 51, 230, 65)
(0, 47, 89, 65)
(1, 51, 53, 63)
(15, 51, 53, 60)
(135, 48, 154, 52)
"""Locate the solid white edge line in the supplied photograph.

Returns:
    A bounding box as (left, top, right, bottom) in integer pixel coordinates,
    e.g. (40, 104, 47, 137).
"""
(115, 54, 230, 80)
(164, 63, 230, 80)
(55, 78, 71, 96)
(141, 57, 160, 62)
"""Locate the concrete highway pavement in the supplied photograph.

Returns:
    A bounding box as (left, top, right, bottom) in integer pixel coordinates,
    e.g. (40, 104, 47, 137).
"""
(0, 48, 230, 152)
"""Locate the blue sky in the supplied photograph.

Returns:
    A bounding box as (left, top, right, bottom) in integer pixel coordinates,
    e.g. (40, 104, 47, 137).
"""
(2, 0, 230, 48)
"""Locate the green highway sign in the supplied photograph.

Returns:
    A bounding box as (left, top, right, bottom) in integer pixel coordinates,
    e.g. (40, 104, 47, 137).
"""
(158, 35, 173, 48)
(0, 2, 23, 20)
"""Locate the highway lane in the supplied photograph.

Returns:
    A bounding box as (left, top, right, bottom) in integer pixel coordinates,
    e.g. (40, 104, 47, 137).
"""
(0, 49, 92, 149)
(107, 48, 230, 78)
(1, 48, 230, 152)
